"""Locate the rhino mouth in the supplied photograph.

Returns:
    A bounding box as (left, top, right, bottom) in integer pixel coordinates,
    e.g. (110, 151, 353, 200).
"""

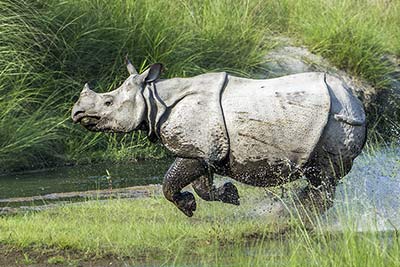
(76, 115, 101, 129)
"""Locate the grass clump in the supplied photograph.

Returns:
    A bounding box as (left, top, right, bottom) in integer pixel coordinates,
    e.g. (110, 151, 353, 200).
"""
(282, 0, 400, 137)
(0, 1, 65, 170)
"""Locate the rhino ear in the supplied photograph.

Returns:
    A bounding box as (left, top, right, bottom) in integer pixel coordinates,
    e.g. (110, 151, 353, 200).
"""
(144, 63, 163, 83)
(126, 57, 138, 75)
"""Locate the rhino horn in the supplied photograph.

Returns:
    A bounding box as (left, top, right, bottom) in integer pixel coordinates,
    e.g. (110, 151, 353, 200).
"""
(126, 57, 138, 75)
(81, 83, 95, 95)
(83, 83, 90, 91)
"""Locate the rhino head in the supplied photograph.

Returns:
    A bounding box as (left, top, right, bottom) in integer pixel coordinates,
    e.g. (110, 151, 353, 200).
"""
(72, 60, 230, 163)
(71, 61, 162, 133)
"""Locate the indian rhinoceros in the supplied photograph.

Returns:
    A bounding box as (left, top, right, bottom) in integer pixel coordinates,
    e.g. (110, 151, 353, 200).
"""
(71, 60, 367, 217)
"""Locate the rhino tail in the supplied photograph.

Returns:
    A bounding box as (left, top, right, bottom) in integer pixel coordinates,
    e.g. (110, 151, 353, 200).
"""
(324, 73, 366, 127)
(333, 114, 364, 126)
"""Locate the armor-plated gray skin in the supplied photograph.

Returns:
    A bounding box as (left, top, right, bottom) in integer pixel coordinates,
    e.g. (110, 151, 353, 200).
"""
(71, 62, 367, 217)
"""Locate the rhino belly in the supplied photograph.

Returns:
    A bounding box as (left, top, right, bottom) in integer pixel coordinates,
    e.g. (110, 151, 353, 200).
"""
(220, 73, 331, 186)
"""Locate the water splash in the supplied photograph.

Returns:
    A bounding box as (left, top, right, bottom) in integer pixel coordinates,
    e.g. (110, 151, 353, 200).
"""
(327, 146, 400, 231)
(238, 146, 400, 232)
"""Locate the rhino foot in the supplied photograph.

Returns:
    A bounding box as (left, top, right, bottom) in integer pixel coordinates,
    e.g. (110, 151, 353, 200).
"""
(173, 192, 197, 217)
(217, 182, 240, 206)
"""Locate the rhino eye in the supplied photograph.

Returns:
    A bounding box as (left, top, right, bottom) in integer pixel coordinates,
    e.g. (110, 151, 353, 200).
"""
(104, 100, 113, 107)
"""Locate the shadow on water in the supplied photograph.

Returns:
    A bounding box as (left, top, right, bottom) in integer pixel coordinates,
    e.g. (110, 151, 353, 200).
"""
(0, 160, 171, 199)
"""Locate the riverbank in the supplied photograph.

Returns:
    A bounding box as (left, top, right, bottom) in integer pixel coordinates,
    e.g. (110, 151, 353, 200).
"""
(0, 159, 171, 199)
(0, 185, 162, 214)
(0, 191, 399, 266)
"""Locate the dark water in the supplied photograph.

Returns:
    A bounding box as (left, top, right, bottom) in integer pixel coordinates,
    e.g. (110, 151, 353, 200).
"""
(0, 160, 171, 199)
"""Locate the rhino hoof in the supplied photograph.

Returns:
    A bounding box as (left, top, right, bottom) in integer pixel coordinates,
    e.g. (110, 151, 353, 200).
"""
(174, 191, 197, 217)
(218, 182, 240, 206)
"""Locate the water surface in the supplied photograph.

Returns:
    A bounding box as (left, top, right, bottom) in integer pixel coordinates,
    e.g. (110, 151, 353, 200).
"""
(0, 160, 171, 199)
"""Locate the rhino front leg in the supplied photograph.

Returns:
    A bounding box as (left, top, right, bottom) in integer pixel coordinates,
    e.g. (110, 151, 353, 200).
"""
(163, 157, 207, 217)
(192, 176, 240, 205)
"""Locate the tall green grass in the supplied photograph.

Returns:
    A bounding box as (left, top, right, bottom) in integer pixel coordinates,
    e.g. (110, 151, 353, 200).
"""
(0, 0, 398, 171)
(285, 0, 396, 86)
(282, 0, 400, 136)
(0, 1, 64, 170)
(0, 0, 270, 171)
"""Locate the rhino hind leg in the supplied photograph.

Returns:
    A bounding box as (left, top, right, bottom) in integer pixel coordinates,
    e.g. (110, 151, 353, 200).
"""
(162, 157, 208, 217)
(296, 164, 340, 218)
(192, 176, 240, 206)
(296, 177, 337, 216)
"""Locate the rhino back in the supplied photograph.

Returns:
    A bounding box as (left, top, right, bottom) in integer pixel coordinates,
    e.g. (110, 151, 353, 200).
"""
(221, 72, 331, 179)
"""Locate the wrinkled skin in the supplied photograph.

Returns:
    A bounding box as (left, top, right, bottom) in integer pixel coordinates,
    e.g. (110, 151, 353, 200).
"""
(72, 61, 366, 217)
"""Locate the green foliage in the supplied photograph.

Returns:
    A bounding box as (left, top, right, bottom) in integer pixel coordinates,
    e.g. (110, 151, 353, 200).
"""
(0, 1, 64, 170)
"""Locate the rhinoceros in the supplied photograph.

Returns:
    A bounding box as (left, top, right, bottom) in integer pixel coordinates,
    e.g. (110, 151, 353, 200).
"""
(71, 60, 367, 217)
